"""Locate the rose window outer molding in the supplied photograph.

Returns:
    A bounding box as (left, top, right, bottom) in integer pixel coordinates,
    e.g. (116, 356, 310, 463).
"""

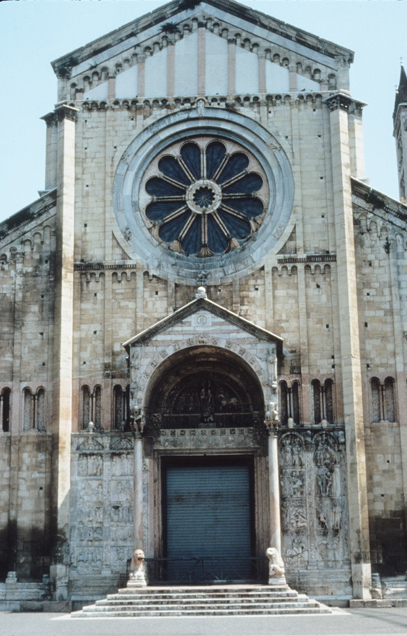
(140, 137, 268, 258)
(113, 107, 294, 281)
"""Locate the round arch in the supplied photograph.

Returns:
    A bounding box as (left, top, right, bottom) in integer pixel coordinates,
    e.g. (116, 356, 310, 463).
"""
(143, 345, 265, 431)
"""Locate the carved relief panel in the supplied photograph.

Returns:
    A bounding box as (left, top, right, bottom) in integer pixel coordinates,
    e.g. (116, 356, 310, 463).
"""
(70, 434, 135, 576)
(279, 429, 349, 576)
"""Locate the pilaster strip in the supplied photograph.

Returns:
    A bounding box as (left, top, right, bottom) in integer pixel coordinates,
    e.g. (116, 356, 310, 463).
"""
(329, 102, 371, 599)
(198, 26, 206, 97)
(167, 44, 175, 100)
(228, 39, 236, 96)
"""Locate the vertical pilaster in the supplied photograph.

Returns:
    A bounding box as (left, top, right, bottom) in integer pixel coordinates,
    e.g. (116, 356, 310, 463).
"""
(264, 264, 273, 331)
(136, 269, 144, 333)
(41, 113, 58, 191)
(289, 65, 297, 92)
(388, 244, 407, 531)
(198, 26, 206, 97)
(50, 104, 78, 601)
(137, 55, 145, 99)
(325, 93, 371, 599)
(228, 39, 236, 96)
(348, 102, 366, 180)
(8, 252, 24, 572)
(232, 277, 240, 314)
(108, 74, 116, 100)
(258, 55, 266, 95)
(167, 44, 175, 100)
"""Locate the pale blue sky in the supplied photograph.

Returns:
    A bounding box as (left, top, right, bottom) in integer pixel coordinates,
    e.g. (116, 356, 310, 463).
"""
(1, 0, 406, 223)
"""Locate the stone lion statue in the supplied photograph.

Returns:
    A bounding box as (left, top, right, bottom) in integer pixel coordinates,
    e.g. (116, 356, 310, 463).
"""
(128, 548, 147, 587)
(266, 547, 287, 586)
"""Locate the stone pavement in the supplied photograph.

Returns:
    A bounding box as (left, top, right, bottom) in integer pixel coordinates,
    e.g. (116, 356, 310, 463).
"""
(1, 608, 407, 636)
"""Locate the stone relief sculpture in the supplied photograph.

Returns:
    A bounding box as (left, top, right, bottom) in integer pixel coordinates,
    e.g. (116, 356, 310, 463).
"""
(285, 539, 308, 567)
(279, 429, 349, 576)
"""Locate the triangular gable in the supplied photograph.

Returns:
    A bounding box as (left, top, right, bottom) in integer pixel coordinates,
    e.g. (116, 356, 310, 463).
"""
(123, 291, 283, 353)
(53, 0, 352, 101)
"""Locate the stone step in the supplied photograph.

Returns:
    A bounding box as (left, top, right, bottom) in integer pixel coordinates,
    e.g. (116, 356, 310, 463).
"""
(99, 595, 303, 605)
(108, 591, 300, 601)
(73, 606, 331, 618)
(86, 601, 320, 611)
(117, 585, 291, 594)
(71, 585, 331, 618)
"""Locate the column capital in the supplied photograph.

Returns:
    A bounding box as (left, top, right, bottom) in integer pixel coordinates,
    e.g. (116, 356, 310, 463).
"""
(323, 92, 366, 114)
(42, 104, 79, 126)
(265, 421, 279, 435)
(55, 104, 80, 123)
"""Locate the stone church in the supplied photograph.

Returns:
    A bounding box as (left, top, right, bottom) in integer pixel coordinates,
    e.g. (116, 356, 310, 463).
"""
(1, 0, 407, 608)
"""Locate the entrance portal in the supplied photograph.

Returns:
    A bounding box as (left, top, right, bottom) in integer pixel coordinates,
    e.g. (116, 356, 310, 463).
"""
(139, 345, 273, 581)
(163, 457, 254, 582)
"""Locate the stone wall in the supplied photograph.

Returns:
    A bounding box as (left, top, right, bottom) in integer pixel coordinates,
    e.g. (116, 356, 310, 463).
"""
(365, 422, 407, 576)
(0, 434, 52, 581)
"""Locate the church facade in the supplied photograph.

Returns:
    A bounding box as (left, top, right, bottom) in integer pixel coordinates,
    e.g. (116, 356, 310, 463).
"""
(1, 0, 407, 606)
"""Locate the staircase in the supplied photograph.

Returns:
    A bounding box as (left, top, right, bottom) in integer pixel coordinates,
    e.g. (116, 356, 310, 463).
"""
(72, 584, 332, 617)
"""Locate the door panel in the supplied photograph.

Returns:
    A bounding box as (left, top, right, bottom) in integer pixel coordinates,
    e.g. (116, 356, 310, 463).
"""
(164, 460, 253, 581)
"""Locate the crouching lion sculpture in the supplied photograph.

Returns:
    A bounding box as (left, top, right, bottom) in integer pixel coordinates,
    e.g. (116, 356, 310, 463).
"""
(128, 548, 147, 587)
(266, 547, 287, 587)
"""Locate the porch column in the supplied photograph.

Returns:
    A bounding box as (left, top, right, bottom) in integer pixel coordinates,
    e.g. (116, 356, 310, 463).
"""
(268, 426, 281, 554)
(134, 433, 144, 548)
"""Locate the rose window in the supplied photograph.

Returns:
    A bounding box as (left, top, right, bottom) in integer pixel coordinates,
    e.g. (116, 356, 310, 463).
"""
(140, 137, 269, 257)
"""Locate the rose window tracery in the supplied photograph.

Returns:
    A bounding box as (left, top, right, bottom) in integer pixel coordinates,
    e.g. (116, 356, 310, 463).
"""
(140, 137, 269, 258)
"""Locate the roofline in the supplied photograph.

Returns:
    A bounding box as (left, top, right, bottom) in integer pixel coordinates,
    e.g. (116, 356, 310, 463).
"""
(351, 177, 407, 225)
(123, 295, 283, 352)
(52, 0, 353, 78)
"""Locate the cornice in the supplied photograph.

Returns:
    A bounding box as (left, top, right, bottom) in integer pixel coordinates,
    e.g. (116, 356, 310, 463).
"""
(74, 262, 138, 271)
(124, 295, 283, 351)
(277, 254, 336, 264)
(69, 91, 326, 115)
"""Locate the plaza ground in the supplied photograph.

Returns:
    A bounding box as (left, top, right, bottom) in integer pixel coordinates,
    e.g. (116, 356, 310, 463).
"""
(1, 608, 407, 636)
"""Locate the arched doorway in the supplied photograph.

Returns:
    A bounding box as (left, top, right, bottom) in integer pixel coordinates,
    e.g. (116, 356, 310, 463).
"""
(144, 346, 267, 582)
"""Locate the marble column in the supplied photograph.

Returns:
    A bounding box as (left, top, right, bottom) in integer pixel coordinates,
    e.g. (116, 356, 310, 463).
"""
(134, 434, 144, 549)
(268, 426, 281, 554)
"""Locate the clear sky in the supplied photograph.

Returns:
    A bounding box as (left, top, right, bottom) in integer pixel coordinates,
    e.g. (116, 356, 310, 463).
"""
(1, 0, 406, 223)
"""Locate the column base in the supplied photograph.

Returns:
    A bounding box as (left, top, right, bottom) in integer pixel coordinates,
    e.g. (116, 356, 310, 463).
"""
(352, 562, 372, 599)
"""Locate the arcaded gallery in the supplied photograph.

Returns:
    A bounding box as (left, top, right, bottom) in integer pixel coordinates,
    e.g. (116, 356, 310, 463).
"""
(1, 0, 407, 612)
